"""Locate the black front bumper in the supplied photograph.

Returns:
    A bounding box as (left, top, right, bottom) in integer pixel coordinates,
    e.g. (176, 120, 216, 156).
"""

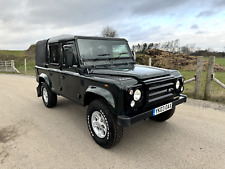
(117, 94, 187, 127)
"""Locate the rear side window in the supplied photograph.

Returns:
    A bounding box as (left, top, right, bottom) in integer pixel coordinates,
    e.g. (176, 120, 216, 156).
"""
(49, 45, 60, 64)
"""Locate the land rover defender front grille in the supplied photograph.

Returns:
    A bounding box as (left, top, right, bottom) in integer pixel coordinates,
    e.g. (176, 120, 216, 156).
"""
(144, 75, 175, 106)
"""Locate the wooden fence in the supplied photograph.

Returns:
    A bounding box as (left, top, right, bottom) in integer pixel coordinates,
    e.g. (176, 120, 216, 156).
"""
(184, 56, 225, 100)
(0, 60, 20, 73)
(184, 56, 203, 98)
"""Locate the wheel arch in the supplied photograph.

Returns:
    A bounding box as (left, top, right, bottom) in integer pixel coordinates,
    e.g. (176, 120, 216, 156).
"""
(38, 73, 51, 87)
(84, 86, 116, 114)
(37, 73, 51, 97)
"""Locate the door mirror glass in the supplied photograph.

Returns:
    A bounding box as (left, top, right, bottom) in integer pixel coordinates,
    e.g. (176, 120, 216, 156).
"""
(65, 50, 74, 67)
(63, 45, 75, 67)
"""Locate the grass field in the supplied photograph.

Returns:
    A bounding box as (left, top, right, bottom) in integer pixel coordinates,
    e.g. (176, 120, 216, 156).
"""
(0, 50, 35, 75)
(17, 61, 36, 75)
(204, 57, 225, 67)
(0, 50, 25, 58)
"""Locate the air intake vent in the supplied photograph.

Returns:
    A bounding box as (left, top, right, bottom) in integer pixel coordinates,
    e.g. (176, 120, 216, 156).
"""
(144, 75, 175, 106)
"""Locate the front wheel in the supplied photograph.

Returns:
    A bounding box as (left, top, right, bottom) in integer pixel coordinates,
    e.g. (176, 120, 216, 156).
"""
(87, 99, 123, 149)
(41, 83, 57, 108)
(150, 107, 175, 122)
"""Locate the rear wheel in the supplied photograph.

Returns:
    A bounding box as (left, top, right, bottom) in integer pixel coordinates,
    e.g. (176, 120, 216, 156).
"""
(150, 108, 175, 122)
(41, 83, 57, 108)
(87, 99, 123, 148)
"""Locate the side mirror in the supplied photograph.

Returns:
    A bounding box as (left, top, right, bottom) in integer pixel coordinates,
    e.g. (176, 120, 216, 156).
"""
(132, 50, 136, 61)
(65, 50, 74, 67)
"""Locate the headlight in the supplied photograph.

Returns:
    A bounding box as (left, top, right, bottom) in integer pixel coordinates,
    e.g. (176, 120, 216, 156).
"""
(134, 89, 141, 101)
(175, 80, 180, 90)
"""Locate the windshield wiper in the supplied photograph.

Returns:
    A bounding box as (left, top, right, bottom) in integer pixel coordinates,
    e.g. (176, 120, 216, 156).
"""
(118, 52, 128, 57)
(92, 54, 111, 61)
(97, 53, 110, 56)
(83, 55, 111, 62)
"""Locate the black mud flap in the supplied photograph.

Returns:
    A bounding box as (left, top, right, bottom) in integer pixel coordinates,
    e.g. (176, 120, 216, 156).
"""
(37, 84, 42, 97)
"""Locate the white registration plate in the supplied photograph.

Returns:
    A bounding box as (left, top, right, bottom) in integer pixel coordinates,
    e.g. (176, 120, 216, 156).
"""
(153, 102, 172, 116)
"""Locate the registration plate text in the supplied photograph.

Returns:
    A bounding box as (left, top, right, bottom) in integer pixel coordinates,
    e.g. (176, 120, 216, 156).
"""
(153, 103, 172, 116)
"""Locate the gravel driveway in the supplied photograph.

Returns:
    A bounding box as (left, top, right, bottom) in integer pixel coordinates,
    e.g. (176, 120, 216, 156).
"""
(0, 74, 225, 169)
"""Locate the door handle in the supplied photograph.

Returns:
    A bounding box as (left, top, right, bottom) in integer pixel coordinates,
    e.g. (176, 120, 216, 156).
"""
(62, 75, 66, 79)
(50, 72, 53, 76)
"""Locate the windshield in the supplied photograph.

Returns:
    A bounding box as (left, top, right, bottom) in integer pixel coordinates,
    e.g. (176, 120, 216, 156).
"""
(77, 39, 134, 67)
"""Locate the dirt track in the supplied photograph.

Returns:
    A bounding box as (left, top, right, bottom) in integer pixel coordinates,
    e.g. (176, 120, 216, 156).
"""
(0, 74, 225, 169)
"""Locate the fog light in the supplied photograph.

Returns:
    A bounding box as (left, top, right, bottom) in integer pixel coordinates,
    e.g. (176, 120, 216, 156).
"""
(130, 100, 135, 107)
(175, 80, 180, 90)
(181, 86, 184, 92)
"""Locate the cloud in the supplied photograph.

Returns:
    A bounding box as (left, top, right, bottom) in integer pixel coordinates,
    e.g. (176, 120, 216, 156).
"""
(195, 31, 204, 34)
(24, 0, 132, 27)
(132, 0, 189, 15)
(190, 24, 199, 29)
(197, 10, 216, 17)
(213, 0, 225, 7)
(0, 0, 225, 51)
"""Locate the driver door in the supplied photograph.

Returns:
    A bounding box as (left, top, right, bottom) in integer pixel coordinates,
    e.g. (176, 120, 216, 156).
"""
(60, 41, 80, 102)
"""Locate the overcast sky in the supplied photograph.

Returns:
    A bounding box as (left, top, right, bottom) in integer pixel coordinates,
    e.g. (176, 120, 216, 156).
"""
(0, 0, 225, 51)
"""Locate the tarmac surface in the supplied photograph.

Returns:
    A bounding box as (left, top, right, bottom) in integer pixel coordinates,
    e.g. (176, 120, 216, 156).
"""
(0, 74, 225, 169)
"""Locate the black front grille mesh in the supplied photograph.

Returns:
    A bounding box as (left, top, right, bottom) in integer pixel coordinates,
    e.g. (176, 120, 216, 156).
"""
(144, 75, 175, 106)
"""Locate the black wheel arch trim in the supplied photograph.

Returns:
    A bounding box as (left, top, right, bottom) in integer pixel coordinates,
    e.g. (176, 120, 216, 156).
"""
(85, 86, 116, 113)
(37, 73, 51, 97)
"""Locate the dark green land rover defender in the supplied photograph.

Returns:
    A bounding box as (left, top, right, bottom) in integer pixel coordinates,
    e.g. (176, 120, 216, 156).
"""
(35, 35, 187, 148)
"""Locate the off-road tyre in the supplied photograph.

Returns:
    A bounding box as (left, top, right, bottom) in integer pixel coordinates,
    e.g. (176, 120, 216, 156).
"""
(150, 107, 175, 122)
(87, 99, 123, 149)
(41, 83, 57, 108)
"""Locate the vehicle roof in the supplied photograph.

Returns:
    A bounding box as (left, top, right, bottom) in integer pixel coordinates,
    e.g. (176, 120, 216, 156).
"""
(48, 34, 128, 44)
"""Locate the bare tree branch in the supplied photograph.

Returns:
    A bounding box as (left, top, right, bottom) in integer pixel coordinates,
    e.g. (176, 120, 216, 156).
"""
(101, 26, 118, 37)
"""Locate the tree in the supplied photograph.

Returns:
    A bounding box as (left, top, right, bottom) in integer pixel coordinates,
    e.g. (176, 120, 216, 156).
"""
(173, 39, 180, 52)
(142, 43, 147, 52)
(181, 46, 190, 53)
(147, 43, 154, 49)
(101, 26, 118, 37)
(137, 44, 141, 51)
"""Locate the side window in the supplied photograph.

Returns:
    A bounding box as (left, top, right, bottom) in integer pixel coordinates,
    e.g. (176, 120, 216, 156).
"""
(49, 45, 60, 64)
(63, 42, 77, 67)
(63, 45, 74, 65)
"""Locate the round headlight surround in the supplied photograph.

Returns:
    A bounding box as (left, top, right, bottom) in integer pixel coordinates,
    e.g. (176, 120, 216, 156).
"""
(133, 89, 141, 101)
(175, 80, 180, 90)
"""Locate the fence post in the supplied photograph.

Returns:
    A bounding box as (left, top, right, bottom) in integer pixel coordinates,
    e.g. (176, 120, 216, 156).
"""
(5, 61, 7, 71)
(25, 59, 27, 75)
(204, 56, 215, 100)
(11, 60, 14, 72)
(148, 58, 151, 66)
(194, 56, 203, 98)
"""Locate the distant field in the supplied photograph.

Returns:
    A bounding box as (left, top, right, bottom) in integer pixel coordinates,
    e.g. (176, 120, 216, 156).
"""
(179, 70, 225, 103)
(17, 61, 36, 76)
(0, 50, 25, 58)
(204, 57, 225, 67)
(0, 49, 35, 76)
